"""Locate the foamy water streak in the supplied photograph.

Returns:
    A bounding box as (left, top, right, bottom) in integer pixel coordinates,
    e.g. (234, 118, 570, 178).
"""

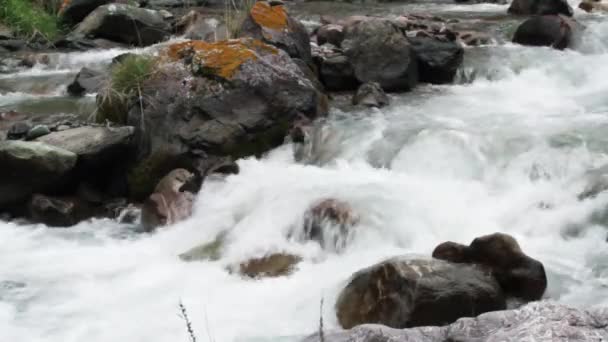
(3, 10, 608, 342)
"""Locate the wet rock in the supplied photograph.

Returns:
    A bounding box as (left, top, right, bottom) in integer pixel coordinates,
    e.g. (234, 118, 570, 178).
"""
(314, 44, 358, 91)
(0, 141, 77, 208)
(175, 10, 225, 41)
(6, 122, 31, 140)
(239, 1, 313, 65)
(140, 169, 196, 231)
(304, 302, 608, 342)
(26, 125, 51, 140)
(458, 31, 494, 46)
(579, 0, 608, 13)
(335, 257, 506, 329)
(59, 0, 113, 26)
(352, 82, 389, 108)
(508, 0, 573, 16)
(233, 253, 302, 278)
(433, 232, 547, 301)
(179, 232, 227, 262)
(316, 24, 345, 47)
(111, 39, 327, 199)
(27, 194, 94, 227)
(36, 126, 133, 164)
(408, 36, 463, 84)
(579, 164, 608, 200)
(342, 19, 418, 91)
(68, 4, 171, 46)
(298, 198, 360, 252)
(512, 15, 578, 50)
(67, 67, 106, 96)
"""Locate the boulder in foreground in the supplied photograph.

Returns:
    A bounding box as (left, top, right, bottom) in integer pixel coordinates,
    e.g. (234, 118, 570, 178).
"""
(335, 257, 506, 329)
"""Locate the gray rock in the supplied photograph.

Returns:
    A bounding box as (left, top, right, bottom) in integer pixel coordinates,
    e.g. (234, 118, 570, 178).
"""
(304, 302, 608, 342)
(6, 121, 31, 140)
(408, 36, 463, 84)
(316, 24, 345, 47)
(512, 15, 579, 50)
(314, 44, 358, 91)
(352, 82, 389, 108)
(26, 125, 51, 140)
(68, 4, 171, 46)
(342, 19, 418, 91)
(67, 67, 106, 96)
(335, 257, 506, 329)
(35, 126, 134, 165)
(0, 141, 77, 207)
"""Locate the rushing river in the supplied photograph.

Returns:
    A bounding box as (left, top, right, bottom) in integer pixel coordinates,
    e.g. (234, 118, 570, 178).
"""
(2, 1, 608, 341)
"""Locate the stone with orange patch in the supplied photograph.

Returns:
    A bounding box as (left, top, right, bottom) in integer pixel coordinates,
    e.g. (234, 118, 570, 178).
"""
(250, 1, 288, 31)
(166, 39, 279, 79)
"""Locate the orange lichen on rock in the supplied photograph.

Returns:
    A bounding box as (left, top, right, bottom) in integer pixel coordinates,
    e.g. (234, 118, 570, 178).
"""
(165, 39, 279, 79)
(250, 1, 288, 30)
(59, 0, 71, 13)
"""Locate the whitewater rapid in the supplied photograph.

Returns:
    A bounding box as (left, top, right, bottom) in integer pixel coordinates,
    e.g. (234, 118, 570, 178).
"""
(3, 4, 608, 342)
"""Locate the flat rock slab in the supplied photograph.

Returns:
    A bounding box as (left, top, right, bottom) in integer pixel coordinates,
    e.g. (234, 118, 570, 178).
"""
(36, 126, 134, 160)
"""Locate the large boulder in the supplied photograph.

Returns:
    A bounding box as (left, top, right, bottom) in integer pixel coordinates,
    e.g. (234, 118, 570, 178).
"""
(67, 67, 106, 96)
(508, 0, 573, 16)
(103, 39, 327, 199)
(512, 15, 578, 50)
(239, 1, 312, 66)
(342, 19, 418, 91)
(305, 302, 608, 342)
(68, 4, 171, 46)
(335, 257, 506, 329)
(0, 141, 77, 208)
(59, 0, 113, 26)
(140, 169, 196, 231)
(407, 36, 463, 84)
(433, 232, 547, 301)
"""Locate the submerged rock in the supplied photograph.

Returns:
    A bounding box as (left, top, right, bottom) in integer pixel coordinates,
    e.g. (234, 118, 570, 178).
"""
(512, 15, 578, 50)
(335, 257, 506, 329)
(233, 253, 302, 278)
(299, 199, 360, 252)
(352, 82, 389, 108)
(179, 232, 227, 262)
(239, 1, 312, 65)
(68, 4, 171, 46)
(0, 141, 77, 208)
(508, 0, 573, 16)
(305, 302, 608, 342)
(342, 19, 418, 91)
(140, 169, 196, 231)
(433, 232, 547, 301)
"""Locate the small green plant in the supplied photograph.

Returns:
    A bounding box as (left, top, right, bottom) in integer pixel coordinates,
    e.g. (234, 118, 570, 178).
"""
(0, 0, 61, 40)
(224, 0, 256, 39)
(97, 54, 157, 124)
